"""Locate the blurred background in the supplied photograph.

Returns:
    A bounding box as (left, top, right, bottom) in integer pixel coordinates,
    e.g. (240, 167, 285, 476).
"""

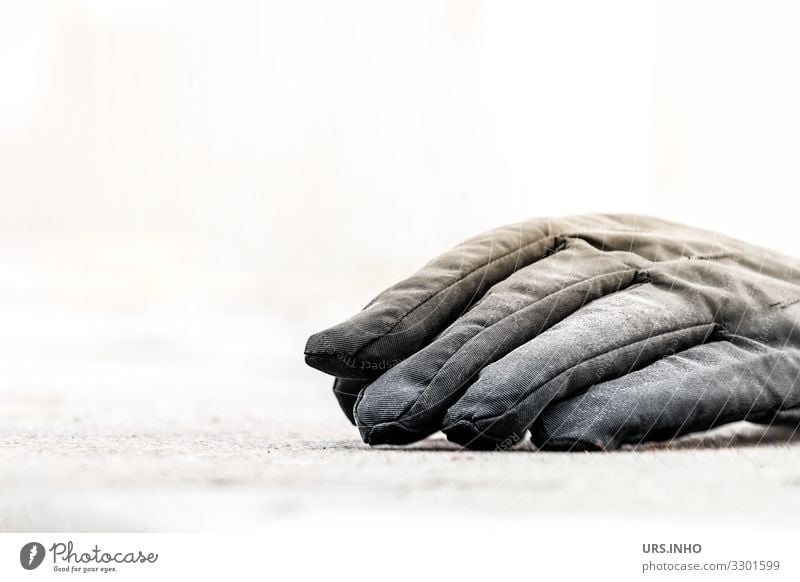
(2, 0, 800, 531)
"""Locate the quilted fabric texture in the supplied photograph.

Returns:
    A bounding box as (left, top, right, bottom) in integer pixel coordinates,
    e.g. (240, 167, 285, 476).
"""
(305, 214, 800, 450)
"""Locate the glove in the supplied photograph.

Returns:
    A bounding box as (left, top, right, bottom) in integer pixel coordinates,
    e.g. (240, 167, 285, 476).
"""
(304, 214, 800, 450)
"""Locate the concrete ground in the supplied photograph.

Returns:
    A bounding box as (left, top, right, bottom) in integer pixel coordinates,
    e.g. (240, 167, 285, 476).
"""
(3, 238, 800, 532)
(4, 411, 800, 532)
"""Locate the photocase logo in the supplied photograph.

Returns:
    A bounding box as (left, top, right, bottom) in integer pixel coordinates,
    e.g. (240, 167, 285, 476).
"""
(20, 542, 46, 570)
(16, 540, 158, 574)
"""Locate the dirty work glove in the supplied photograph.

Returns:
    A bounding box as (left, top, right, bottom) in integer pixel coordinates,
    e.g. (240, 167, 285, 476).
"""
(304, 214, 800, 450)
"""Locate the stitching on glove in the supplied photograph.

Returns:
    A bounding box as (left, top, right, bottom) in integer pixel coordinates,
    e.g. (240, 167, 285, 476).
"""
(688, 252, 740, 261)
(351, 231, 558, 359)
(772, 297, 800, 310)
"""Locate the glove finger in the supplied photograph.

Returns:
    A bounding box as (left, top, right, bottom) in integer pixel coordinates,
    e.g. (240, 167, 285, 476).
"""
(305, 219, 557, 379)
(354, 238, 648, 445)
(531, 337, 800, 450)
(443, 281, 722, 449)
(332, 378, 370, 425)
(304, 214, 663, 380)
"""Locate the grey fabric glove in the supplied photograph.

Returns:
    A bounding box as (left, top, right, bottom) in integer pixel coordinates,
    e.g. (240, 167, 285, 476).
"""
(305, 214, 800, 450)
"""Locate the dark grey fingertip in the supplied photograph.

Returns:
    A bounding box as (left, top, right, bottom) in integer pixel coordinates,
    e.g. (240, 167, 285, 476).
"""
(443, 419, 508, 450)
(357, 420, 429, 446)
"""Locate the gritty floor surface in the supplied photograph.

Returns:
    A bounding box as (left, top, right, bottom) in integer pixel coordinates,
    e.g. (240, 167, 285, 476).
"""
(5, 394, 800, 532)
(3, 239, 800, 532)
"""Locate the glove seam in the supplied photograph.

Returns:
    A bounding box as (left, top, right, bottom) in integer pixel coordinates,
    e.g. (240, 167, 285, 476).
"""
(772, 297, 800, 310)
(687, 252, 740, 261)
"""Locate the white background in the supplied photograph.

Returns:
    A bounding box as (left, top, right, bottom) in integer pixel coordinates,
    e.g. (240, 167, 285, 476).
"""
(4, 1, 800, 280)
